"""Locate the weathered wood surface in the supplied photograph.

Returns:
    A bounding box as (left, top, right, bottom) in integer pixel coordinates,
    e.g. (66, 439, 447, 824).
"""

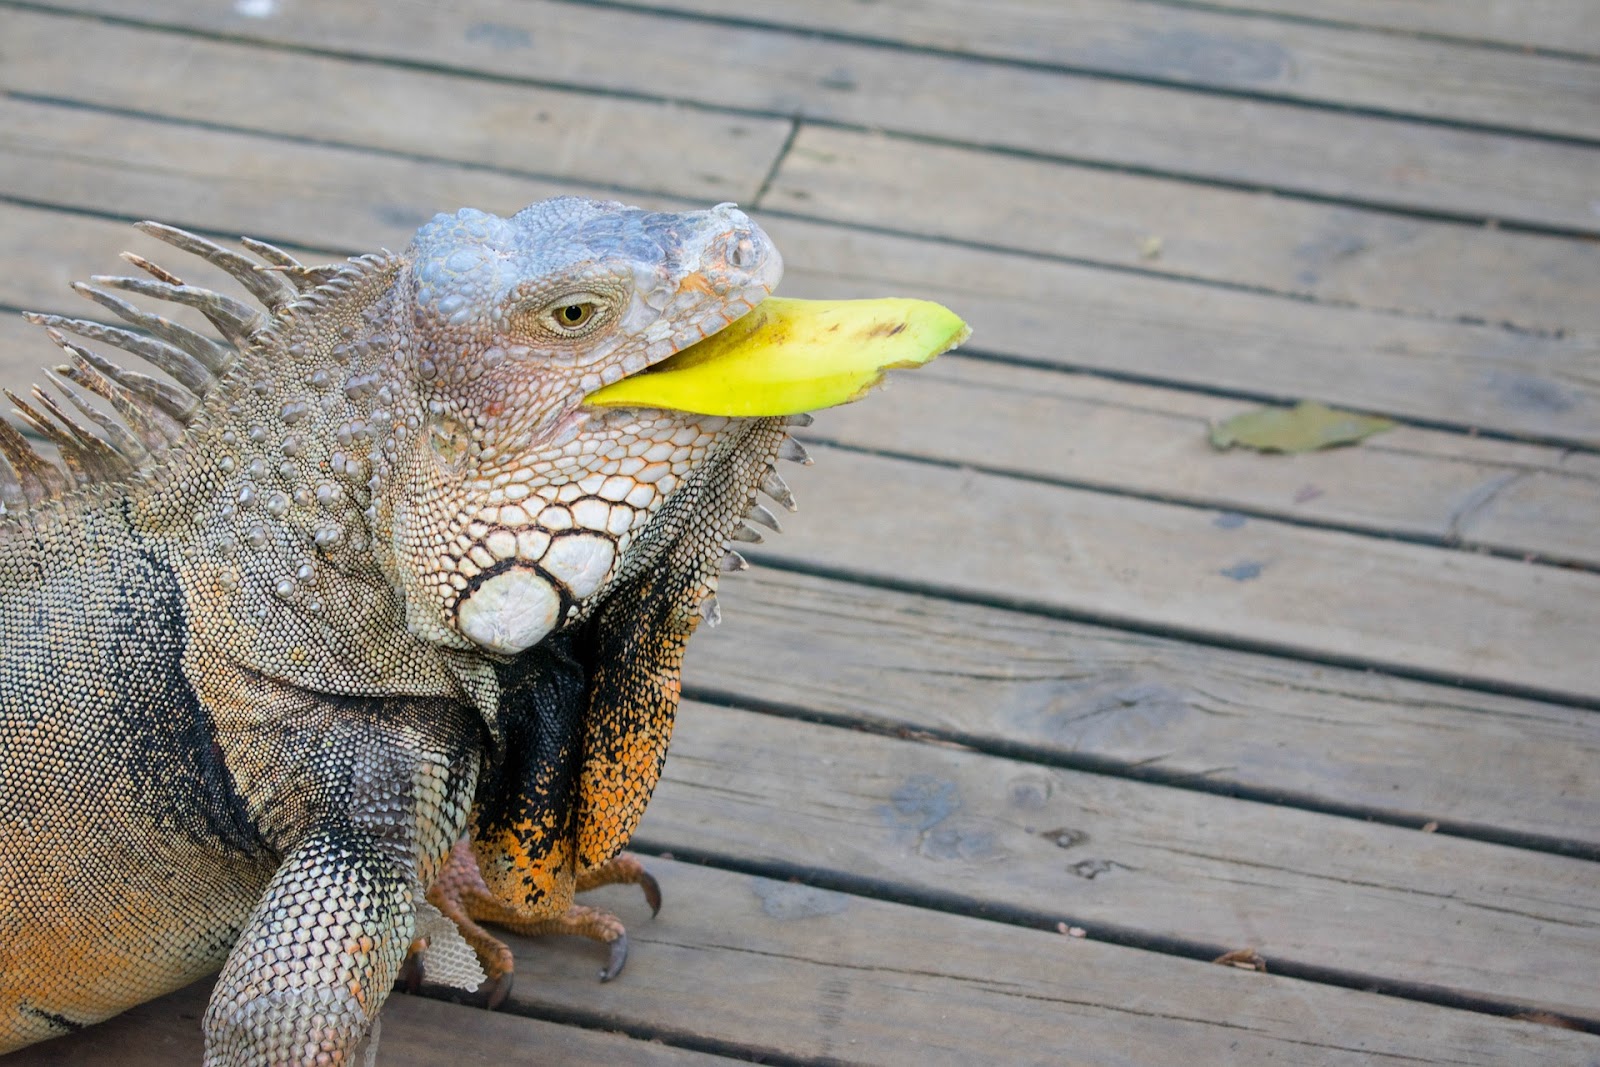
(497, 859, 1600, 1066)
(638, 705, 1600, 1023)
(31, 0, 1600, 231)
(754, 444, 1600, 705)
(635, 0, 1600, 138)
(0, 97, 635, 262)
(768, 125, 1600, 333)
(1177, 0, 1600, 57)
(5, 92, 1596, 450)
(0, 978, 735, 1066)
(693, 567, 1600, 855)
(811, 356, 1600, 569)
(3, 0, 1599, 1061)
(0, 7, 792, 205)
(765, 220, 1600, 450)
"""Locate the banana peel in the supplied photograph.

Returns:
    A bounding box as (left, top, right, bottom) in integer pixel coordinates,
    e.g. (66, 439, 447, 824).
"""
(584, 296, 970, 416)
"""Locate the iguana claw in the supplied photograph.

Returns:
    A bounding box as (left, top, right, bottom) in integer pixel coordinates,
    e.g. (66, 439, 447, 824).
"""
(636, 869, 663, 918)
(602, 933, 629, 983)
(417, 840, 660, 1005)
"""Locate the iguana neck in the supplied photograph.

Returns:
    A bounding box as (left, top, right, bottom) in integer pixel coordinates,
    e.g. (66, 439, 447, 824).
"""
(126, 254, 476, 706)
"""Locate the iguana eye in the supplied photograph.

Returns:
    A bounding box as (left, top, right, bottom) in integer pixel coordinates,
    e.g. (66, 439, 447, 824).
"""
(554, 303, 595, 328)
(539, 295, 611, 337)
(507, 282, 624, 344)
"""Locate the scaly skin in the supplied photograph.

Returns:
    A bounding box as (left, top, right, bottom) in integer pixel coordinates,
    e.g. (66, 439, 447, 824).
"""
(0, 198, 792, 1064)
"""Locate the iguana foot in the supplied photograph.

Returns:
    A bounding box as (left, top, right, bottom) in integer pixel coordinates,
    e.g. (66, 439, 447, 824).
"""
(416, 840, 659, 1004)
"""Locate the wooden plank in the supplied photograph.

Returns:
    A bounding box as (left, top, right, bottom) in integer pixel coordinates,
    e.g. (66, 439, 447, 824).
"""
(638, 705, 1600, 1023)
(764, 218, 1600, 450)
(0, 7, 792, 206)
(0, 101, 664, 261)
(692, 567, 1600, 853)
(1470, 470, 1600, 567)
(810, 356, 1600, 569)
(35, 0, 1600, 231)
(754, 444, 1600, 704)
(2, 977, 732, 1065)
(3, 98, 1596, 449)
(503, 858, 1600, 1064)
(1178, 0, 1600, 58)
(769, 125, 1600, 334)
(632, 0, 1600, 139)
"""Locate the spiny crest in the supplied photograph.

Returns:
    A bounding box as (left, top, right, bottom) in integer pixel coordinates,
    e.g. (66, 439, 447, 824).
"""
(0, 223, 357, 519)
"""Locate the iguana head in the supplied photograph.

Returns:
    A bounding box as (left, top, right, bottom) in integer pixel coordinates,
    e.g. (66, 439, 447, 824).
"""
(6, 200, 957, 701)
(372, 198, 782, 656)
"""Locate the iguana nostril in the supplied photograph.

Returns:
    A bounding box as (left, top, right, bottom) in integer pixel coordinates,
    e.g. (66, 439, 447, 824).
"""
(728, 233, 758, 269)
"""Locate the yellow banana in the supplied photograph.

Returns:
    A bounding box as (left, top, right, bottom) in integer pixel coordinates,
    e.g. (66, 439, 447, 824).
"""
(584, 297, 970, 416)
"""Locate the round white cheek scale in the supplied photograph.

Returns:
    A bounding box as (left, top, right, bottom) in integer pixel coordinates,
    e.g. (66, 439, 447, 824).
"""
(456, 568, 562, 655)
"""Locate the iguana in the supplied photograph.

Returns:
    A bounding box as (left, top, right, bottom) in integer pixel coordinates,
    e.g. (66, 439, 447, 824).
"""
(0, 197, 966, 1065)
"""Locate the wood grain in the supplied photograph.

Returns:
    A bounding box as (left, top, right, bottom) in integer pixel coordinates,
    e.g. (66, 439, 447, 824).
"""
(0, 98, 662, 259)
(36, 0, 1600, 230)
(809, 355, 1600, 569)
(0, 7, 792, 206)
(504, 858, 1600, 1065)
(767, 125, 1600, 333)
(1174, 0, 1600, 57)
(0, 979, 734, 1065)
(638, 705, 1600, 1022)
(631, 0, 1600, 138)
(755, 443, 1600, 704)
(692, 567, 1600, 853)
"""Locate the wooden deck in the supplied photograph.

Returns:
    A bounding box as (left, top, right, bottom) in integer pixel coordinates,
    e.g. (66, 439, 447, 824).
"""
(3, 1, 1598, 1063)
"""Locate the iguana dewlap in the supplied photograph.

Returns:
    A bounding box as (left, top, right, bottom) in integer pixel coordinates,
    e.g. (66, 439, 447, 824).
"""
(0, 198, 965, 1065)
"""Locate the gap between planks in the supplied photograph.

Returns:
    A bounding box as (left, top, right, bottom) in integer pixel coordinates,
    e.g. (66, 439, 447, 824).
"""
(12, 0, 1600, 234)
(690, 567, 1600, 859)
(0, 95, 1592, 451)
(487, 857, 1600, 1064)
(632, 703, 1600, 1026)
(1146, 0, 1600, 59)
(8, 5, 1599, 329)
(563, 0, 1600, 140)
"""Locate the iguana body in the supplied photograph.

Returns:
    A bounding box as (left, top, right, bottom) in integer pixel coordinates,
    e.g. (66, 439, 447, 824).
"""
(0, 199, 794, 1063)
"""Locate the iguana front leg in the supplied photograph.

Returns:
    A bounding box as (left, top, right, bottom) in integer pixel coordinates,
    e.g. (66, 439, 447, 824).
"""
(203, 829, 414, 1067)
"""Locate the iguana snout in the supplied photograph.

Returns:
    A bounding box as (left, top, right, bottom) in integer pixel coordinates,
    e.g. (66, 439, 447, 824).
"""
(383, 197, 782, 655)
